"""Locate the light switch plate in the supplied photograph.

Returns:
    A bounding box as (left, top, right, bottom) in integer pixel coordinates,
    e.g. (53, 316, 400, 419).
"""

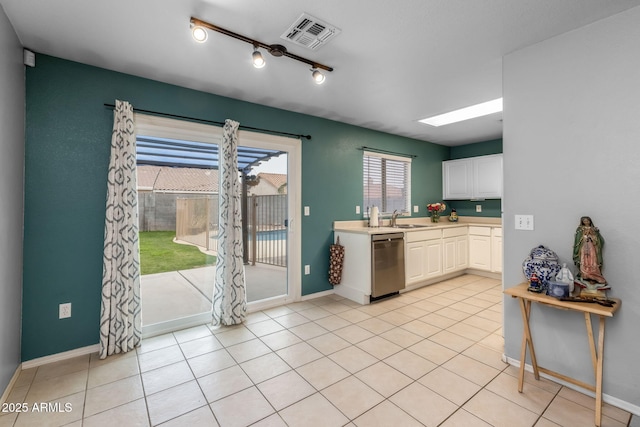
(413, 205, 419, 213)
(515, 214, 534, 230)
(304, 206, 310, 216)
(356, 206, 360, 214)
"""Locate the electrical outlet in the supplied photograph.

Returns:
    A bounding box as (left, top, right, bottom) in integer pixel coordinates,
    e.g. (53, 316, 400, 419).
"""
(413, 205, 419, 213)
(356, 206, 360, 214)
(476, 205, 482, 212)
(304, 265, 310, 275)
(59, 303, 71, 319)
(304, 206, 310, 216)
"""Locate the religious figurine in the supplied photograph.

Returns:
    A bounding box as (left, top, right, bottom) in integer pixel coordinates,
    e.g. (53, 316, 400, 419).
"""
(449, 208, 458, 222)
(573, 216, 608, 291)
(527, 272, 543, 293)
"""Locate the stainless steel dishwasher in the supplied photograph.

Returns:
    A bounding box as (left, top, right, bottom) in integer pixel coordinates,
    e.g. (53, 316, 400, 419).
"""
(371, 233, 405, 300)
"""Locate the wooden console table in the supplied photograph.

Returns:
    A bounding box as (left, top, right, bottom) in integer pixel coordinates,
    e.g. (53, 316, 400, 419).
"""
(504, 283, 621, 427)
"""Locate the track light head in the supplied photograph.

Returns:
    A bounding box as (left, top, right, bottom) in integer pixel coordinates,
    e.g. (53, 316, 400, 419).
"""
(311, 69, 326, 84)
(191, 25, 208, 43)
(252, 48, 265, 68)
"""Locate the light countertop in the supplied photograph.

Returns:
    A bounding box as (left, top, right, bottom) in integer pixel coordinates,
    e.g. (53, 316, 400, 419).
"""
(334, 216, 501, 235)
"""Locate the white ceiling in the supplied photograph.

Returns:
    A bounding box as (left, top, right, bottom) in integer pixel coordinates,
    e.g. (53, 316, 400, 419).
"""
(2, 0, 639, 146)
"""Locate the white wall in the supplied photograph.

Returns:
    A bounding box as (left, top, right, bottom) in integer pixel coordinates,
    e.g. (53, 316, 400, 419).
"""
(503, 6, 640, 412)
(0, 5, 24, 393)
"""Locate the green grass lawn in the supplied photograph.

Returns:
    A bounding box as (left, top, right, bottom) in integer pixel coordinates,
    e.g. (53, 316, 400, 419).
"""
(139, 231, 216, 275)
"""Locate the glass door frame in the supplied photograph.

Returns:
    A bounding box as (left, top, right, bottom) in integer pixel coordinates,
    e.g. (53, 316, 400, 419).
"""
(238, 130, 301, 312)
(134, 114, 301, 337)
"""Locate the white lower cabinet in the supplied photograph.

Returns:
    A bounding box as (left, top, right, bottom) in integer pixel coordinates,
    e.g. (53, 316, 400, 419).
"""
(402, 224, 502, 287)
(405, 229, 443, 285)
(491, 227, 503, 273)
(424, 239, 443, 279)
(468, 225, 502, 273)
(469, 237, 491, 270)
(443, 227, 468, 274)
(406, 241, 427, 284)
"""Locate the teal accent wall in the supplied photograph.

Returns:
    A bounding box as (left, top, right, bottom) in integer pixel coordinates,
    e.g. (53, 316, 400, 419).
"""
(449, 138, 502, 159)
(0, 6, 25, 392)
(447, 200, 502, 217)
(446, 138, 503, 217)
(23, 55, 448, 360)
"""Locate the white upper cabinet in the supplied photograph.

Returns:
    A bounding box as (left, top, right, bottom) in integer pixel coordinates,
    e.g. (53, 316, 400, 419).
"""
(473, 154, 503, 199)
(442, 158, 473, 199)
(442, 154, 503, 200)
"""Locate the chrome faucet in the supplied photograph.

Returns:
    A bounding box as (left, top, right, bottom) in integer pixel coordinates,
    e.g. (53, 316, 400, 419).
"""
(391, 210, 399, 227)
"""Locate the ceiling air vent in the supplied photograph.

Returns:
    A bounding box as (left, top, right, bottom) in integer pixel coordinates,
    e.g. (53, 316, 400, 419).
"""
(280, 13, 341, 50)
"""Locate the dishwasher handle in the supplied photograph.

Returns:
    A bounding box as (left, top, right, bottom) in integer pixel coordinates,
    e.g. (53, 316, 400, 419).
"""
(371, 233, 404, 241)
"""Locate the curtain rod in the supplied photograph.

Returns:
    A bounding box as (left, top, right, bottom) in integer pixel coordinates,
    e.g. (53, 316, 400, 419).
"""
(360, 146, 417, 158)
(103, 103, 312, 140)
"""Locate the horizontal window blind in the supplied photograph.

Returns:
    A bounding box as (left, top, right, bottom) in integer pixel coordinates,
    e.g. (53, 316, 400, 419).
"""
(363, 151, 411, 216)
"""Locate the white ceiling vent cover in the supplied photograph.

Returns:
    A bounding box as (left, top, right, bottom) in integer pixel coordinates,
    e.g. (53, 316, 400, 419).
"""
(280, 13, 341, 50)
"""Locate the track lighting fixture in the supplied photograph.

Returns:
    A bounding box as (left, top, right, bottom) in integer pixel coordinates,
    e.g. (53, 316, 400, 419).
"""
(311, 69, 325, 85)
(190, 17, 333, 83)
(252, 47, 265, 68)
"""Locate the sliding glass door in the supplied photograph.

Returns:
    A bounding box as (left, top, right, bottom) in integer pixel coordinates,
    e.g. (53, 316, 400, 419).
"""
(134, 115, 301, 337)
(239, 131, 301, 311)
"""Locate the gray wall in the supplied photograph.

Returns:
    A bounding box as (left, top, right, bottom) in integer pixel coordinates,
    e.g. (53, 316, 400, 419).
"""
(503, 6, 640, 413)
(0, 5, 25, 393)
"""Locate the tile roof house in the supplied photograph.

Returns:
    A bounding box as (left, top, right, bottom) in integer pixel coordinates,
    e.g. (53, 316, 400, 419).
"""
(137, 167, 286, 195)
(248, 173, 287, 195)
(137, 165, 218, 193)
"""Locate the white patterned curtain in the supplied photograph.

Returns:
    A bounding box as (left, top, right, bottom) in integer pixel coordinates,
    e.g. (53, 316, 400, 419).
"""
(212, 119, 247, 326)
(99, 100, 141, 358)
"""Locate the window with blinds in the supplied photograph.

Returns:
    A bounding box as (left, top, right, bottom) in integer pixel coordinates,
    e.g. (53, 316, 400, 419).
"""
(363, 151, 411, 216)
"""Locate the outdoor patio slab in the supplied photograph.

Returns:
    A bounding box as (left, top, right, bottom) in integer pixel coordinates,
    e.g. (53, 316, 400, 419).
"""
(245, 264, 287, 302)
(178, 265, 287, 302)
(179, 267, 215, 301)
(141, 265, 287, 327)
(141, 271, 212, 326)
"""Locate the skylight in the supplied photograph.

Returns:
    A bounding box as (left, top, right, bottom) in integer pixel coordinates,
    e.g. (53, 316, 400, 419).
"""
(419, 98, 503, 127)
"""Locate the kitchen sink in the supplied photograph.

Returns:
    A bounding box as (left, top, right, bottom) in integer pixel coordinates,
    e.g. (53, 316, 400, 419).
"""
(393, 224, 433, 229)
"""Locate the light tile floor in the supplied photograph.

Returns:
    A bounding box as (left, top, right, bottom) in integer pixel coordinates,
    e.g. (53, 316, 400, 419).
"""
(0, 275, 633, 427)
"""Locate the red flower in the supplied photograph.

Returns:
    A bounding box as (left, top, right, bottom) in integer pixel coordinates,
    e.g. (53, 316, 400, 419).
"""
(427, 202, 446, 213)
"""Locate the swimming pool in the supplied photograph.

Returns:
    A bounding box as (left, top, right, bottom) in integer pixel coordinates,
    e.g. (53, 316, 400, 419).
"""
(256, 229, 287, 241)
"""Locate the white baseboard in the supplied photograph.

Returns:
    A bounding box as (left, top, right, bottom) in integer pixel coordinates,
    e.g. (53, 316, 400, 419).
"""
(504, 355, 640, 416)
(21, 344, 100, 370)
(463, 268, 501, 280)
(248, 294, 299, 313)
(1, 364, 22, 405)
(301, 288, 335, 301)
